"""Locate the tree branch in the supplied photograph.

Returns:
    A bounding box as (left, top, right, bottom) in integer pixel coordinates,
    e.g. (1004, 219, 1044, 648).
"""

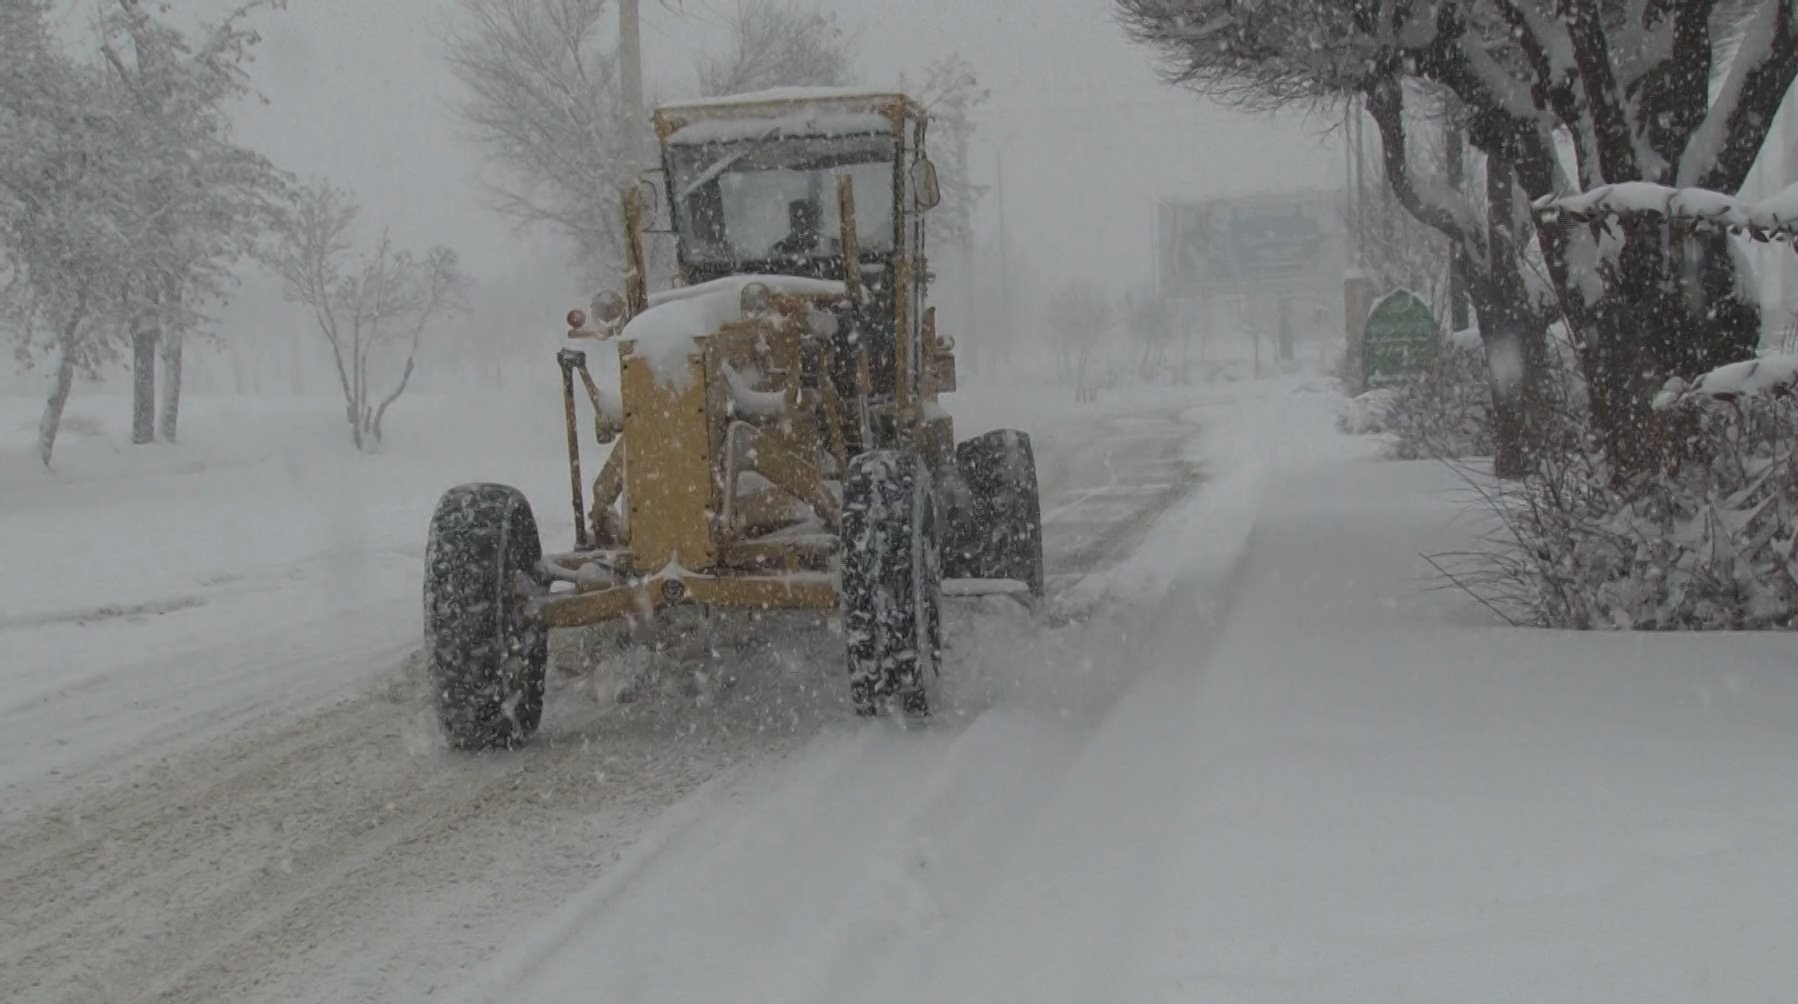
(1365, 76, 1487, 264)
(1562, 0, 1642, 182)
(1681, 0, 1798, 191)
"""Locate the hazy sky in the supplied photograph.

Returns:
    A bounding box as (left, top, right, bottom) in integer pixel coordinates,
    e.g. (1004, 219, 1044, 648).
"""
(65, 0, 1346, 296)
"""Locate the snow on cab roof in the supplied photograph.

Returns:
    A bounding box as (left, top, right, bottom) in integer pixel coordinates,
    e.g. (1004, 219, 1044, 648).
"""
(658, 86, 910, 111)
(668, 110, 894, 146)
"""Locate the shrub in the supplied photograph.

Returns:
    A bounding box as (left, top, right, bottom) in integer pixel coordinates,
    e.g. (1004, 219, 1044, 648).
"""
(1339, 330, 1493, 459)
(1439, 382, 1798, 630)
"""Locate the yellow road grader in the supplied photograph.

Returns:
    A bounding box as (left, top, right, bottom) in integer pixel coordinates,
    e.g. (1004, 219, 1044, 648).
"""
(423, 88, 1043, 750)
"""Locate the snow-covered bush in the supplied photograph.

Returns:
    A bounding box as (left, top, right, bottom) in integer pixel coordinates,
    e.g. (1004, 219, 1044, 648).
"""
(1444, 374, 1798, 630)
(1338, 330, 1493, 459)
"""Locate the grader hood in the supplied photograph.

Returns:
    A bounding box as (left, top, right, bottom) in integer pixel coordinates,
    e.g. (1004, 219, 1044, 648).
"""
(612, 275, 851, 574)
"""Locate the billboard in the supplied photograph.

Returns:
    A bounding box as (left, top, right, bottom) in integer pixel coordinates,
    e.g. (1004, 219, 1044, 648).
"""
(1157, 190, 1347, 298)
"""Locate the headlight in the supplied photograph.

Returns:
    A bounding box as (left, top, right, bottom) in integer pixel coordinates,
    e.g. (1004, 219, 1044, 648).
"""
(590, 289, 628, 329)
(739, 281, 774, 318)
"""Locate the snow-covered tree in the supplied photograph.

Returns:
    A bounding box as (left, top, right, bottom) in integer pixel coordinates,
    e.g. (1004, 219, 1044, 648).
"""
(445, 0, 639, 281)
(1120, 0, 1798, 472)
(97, 0, 289, 444)
(0, 2, 137, 465)
(270, 181, 468, 450)
(694, 1, 854, 97)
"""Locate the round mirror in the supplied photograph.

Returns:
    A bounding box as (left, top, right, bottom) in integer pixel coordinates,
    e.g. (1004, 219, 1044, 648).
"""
(636, 177, 662, 226)
(911, 158, 943, 211)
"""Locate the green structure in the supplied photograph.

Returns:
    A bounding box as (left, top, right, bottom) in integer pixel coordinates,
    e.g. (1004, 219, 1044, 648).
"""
(1361, 289, 1439, 386)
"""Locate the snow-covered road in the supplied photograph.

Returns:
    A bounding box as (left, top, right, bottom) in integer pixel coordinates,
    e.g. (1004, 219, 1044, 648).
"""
(0, 387, 1201, 1003)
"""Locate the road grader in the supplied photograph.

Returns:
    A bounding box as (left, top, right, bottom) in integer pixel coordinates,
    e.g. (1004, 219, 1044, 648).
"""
(423, 88, 1043, 750)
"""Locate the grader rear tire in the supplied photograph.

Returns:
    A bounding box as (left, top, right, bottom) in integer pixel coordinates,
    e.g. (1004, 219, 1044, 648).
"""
(841, 451, 943, 718)
(947, 430, 1045, 597)
(424, 483, 549, 751)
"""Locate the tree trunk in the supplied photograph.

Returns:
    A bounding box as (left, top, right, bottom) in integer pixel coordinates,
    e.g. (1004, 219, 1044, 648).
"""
(131, 317, 157, 444)
(1471, 290, 1545, 479)
(39, 340, 78, 468)
(1581, 224, 1693, 474)
(159, 327, 183, 443)
(1276, 298, 1295, 362)
(231, 340, 248, 396)
(1251, 314, 1262, 378)
(1474, 152, 1548, 480)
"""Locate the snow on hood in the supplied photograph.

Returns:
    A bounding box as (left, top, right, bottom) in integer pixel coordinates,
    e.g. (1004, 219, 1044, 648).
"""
(622, 275, 848, 390)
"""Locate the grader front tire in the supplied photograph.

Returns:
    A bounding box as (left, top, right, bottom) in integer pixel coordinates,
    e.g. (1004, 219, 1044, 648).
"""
(841, 451, 943, 718)
(423, 483, 549, 751)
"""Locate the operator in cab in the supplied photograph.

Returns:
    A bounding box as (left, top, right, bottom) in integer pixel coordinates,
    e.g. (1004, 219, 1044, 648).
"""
(771, 198, 822, 261)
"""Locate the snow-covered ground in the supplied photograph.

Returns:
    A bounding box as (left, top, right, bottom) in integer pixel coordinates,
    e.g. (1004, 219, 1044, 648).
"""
(5, 368, 1795, 1002)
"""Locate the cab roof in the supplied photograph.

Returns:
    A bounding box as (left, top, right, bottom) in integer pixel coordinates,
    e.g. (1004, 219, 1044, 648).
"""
(654, 87, 926, 146)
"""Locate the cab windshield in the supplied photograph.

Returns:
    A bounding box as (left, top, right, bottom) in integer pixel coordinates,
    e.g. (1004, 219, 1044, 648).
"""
(669, 133, 898, 270)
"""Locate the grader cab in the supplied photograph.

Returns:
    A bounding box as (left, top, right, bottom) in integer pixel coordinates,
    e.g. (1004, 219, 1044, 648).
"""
(423, 88, 1043, 750)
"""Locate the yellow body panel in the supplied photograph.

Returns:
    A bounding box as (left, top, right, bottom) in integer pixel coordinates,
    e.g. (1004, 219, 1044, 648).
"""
(619, 346, 717, 572)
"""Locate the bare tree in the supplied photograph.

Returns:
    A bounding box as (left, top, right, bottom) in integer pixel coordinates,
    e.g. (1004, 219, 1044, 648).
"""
(695, 1, 854, 97)
(445, 0, 637, 280)
(271, 181, 468, 450)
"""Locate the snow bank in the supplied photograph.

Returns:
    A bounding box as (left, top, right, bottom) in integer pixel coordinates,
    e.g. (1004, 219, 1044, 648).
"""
(622, 275, 847, 390)
(1337, 386, 1398, 434)
(1446, 325, 1484, 352)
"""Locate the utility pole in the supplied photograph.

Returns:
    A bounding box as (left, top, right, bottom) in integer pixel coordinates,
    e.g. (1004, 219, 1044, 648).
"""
(1778, 92, 1798, 344)
(992, 141, 1011, 366)
(620, 0, 645, 151)
(955, 123, 976, 376)
(1344, 103, 1356, 259)
(1346, 101, 1366, 266)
